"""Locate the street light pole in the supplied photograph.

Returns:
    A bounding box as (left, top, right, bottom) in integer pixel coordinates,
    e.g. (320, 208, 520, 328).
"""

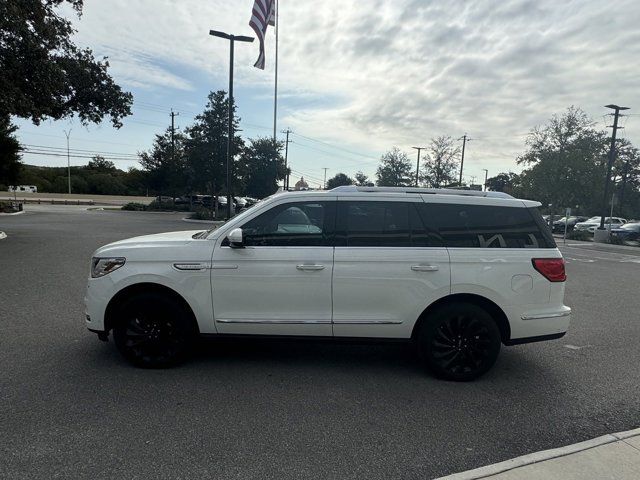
(209, 30, 254, 219)
(482, 169, 488, 191)
(63, 129, 72, 194)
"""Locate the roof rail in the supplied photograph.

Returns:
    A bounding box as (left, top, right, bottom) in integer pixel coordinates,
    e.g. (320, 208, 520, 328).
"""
(330, 185, 514, 199)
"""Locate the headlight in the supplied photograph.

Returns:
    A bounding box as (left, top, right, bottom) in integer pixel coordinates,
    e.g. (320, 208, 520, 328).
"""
(91, 257, 126, 278)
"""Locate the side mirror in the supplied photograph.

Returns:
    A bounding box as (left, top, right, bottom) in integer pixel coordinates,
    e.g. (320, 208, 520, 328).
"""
(227, 227, 244, 248)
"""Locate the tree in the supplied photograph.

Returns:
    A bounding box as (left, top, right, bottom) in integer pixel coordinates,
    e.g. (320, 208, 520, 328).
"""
(87, 155, 116, 173)
(486, 172, 520, 193)
(0, 0, 132, 127)
(237, 138, 286, 198)
(612, 139, 640, 217)
(184, 90, 242, 197)
(326, 172, 353, 189)
(139, 128, 188, 198)
(420, 136, 460, 188)
(376, 147, 413, 186)
(516, 107, 608, 214)
(354, 171, 374, 187)
(0, 115, 22, 186)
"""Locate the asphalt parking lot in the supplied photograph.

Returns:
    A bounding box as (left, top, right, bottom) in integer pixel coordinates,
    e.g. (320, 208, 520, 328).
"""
(1, 206, 639, 480)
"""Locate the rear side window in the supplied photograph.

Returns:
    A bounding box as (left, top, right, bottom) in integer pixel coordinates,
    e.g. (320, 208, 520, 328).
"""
(336, 201, 443, 247)
(417, 203, 555, 248)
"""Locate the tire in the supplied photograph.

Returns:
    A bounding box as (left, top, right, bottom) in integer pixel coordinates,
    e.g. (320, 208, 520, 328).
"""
(416, 302, 501, 381)
(113, 292, 197, 368)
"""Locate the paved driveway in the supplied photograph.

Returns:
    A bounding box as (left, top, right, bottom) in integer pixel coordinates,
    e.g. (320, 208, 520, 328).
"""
(1, 207, 638, 479)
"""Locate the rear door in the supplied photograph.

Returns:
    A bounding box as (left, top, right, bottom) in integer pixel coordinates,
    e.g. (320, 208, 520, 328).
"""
(417, 199, 559, 331)
(332, 198, 450, 338)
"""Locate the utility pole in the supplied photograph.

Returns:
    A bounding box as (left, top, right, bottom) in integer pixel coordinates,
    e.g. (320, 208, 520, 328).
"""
(412, 146, 425, 187)
(482, 169, 489, 191)
(282, 128, 292, 190)
(458, 134, 471, 186)
(63, 129, 72, 194)
(599, 105, 629, 231)
(209, 30, 254, 219)
(322, 168, 329, 189)
(170, 109, 178, 163)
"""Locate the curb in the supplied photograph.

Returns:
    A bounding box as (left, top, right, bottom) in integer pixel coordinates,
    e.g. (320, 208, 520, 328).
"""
(0, 231, 6, 240)
(436, 427, 640, 480)
(0, 210, 25, 216)
(181, 218, 225, 225)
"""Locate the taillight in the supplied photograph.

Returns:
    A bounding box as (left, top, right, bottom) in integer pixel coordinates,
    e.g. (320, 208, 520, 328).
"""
(532, 258, 566, 282)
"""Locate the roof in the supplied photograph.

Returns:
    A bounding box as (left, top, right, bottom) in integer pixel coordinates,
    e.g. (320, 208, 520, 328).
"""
(329, 185, 514, 199)
(273, 186, 540, 207)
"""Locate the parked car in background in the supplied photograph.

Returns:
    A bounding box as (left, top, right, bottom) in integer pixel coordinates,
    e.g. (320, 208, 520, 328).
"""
(552, 216, 589, 233)
(575, 216, 626, 233)
(8, 185, 37, 193)
(234, 196, 248, 211)
(154, 195, 174, 204)
(610, 223, 640, 242)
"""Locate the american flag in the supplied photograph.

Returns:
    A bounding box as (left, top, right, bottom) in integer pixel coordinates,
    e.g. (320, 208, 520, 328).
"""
(249, 0, 276, 69)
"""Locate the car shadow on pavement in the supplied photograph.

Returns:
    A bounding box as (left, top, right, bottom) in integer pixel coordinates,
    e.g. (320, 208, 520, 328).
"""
(80, 335, 562, 387)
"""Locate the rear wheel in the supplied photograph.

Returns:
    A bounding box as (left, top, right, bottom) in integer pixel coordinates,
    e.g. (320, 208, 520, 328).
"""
(417, 303, 501, 381)
(113, 292, 196, 368)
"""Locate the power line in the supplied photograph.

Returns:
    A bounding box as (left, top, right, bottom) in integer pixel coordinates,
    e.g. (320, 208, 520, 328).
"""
(23, 144, 139, 158)
(22, 150, 139, 162)
(291, 131, 380, 163)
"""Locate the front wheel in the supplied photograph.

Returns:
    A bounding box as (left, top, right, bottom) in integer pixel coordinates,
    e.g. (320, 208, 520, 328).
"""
(113, 293, 196, 368)
(417, 303, 501, 381)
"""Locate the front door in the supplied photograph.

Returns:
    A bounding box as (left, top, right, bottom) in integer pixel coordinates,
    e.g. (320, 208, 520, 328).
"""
(211, 199, 335, 336)
(332, 199, 451, 338)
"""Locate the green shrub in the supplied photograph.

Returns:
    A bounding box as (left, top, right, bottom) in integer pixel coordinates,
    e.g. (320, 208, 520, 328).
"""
(121, 202, 147, 211)
(146, 200, 189, 211)
(0, 201, 20, 213)
(566, 230, 592, 241)
(189, 209, 214, 220)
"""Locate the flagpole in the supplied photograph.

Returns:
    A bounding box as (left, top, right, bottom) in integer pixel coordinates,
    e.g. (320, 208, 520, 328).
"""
(273, 0, 278, 143)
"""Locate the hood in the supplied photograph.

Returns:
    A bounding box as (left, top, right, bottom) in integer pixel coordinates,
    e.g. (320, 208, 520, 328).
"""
(94, 230, 204, 256)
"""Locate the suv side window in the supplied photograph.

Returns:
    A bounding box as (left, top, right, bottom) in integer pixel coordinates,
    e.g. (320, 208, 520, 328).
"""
(241, 201, 332, 247)
(417, 203, 555, 248)
(336, 201, 443, 247)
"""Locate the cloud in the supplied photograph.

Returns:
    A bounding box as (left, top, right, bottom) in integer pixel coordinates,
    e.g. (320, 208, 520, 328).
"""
(59, 0, 640, 180)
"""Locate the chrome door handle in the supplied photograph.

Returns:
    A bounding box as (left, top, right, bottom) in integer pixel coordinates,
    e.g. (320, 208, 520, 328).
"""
(296, 264, 325, 271)
(411, 264, 439, 272)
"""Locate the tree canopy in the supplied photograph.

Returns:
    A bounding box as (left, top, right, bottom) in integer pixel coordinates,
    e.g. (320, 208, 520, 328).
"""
(515, 107, 608, 213)
(0, 0, 132, 126)
(184, 90, 242, 196)
(376, 147, 413, 186)
(420, 135, 460, 188)
(237, 138, 286, 198)
(326, 172, 353, 189)
(0, 116, 22, 186)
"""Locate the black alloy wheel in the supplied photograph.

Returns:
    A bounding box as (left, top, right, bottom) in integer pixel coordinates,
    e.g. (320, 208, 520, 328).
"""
(113, 293, 196, 368)
(418, 303, 501, 381)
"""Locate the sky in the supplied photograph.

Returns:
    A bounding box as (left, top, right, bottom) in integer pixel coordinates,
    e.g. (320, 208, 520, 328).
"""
(15, 0, 640, 189)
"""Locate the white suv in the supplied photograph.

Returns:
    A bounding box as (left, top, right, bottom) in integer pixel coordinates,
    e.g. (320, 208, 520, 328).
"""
(85, 187, 571, 381)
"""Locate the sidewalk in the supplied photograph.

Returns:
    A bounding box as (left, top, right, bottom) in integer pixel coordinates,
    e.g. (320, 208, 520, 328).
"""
(438, 428, 640, 479)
